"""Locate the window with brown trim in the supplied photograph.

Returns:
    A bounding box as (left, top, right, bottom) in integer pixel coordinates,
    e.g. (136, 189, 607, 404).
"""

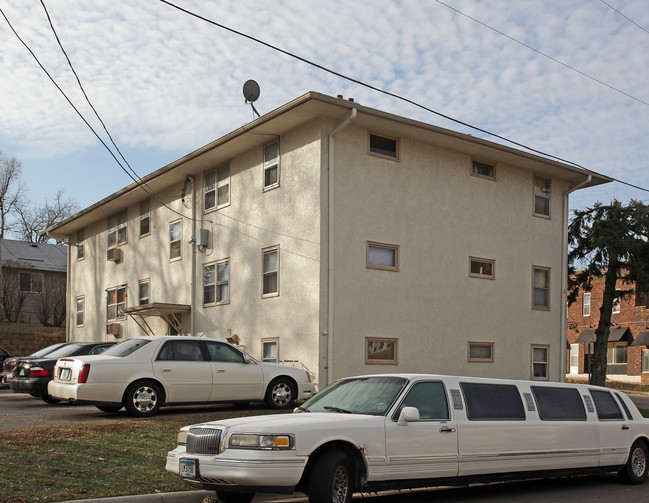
(366, 337, 398, 364)
(368, 132, 399, 160)
(534, 177, 551, 218)
(471, 159, 495, 180)
(262, 246, 279, 297)
(469, 257, 495, 279)
(532, 266, 551, 310)
(367, 242, 399, 271)
(531, 345, 550, 380)
(468, 342, 494, 362)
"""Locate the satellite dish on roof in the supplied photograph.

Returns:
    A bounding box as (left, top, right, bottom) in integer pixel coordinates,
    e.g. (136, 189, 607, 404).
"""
(243, 80, 260, 103)
(243, 80, 261, 118)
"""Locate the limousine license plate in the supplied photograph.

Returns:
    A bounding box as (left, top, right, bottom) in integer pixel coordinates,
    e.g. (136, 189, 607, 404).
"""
(59, 368, 71, 381)
(179, 458, 198, 478)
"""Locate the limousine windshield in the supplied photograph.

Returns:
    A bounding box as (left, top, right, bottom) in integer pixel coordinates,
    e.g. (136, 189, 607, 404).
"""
(301, 376, 407, 415)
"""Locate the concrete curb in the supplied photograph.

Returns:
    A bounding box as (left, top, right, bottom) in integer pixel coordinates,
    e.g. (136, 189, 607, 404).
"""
(56, 490, 305, 503)
(56, 490, 215, 503)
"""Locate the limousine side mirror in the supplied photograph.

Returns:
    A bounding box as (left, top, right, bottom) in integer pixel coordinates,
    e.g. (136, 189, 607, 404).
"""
(243, 355, 251, 364)
(397, 407, 420, 426)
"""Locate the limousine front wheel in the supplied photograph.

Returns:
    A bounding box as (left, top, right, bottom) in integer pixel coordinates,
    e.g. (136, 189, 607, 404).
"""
(308, 450, 353, 503)
(620, 440, 649, 484)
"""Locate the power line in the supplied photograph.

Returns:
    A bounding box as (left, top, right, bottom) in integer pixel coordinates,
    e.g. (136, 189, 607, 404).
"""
(158, 0, 649, 194)
(2, 4, 200, 223)
(38, 0, 143, 187)
(598, 0, 649, 37)
(157, 1, 586, 169)
(434, 0, 649, 108)
(0, 7, 140, 188)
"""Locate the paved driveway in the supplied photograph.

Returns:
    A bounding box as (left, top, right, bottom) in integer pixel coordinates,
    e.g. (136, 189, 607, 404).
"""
(0, 387, 265, 430)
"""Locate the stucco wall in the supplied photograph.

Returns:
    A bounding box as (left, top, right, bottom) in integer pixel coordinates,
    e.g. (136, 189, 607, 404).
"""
(68, 119, 324, 381)
(329, 125, 568, 382)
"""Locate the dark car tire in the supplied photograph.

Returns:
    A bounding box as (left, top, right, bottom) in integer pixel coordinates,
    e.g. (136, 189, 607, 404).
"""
(124, 381, 163, 417)
(96, 405, 122, 413)
(215, 491, 255, 503)
(40, 393, 61, 404)
(308, 450, 354, 503)
(264, 377, 296, 409)
(620, 440, 649, 484)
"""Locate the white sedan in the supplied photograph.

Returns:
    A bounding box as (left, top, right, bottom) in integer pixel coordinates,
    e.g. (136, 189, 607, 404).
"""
(48, 336, 315, 417)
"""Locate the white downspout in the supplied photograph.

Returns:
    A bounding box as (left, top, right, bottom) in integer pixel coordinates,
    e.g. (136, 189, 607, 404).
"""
(187, 176, 196, 336)
(561, 175, 591, 381)
(327, 108, 357, 385)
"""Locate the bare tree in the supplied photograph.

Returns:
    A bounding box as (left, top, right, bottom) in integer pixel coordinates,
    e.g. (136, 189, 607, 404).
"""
(0, 150, 25, 239)
(34, 274, 66, 327)
(0, 260, 29, 322)
(14, 189, 78, 244)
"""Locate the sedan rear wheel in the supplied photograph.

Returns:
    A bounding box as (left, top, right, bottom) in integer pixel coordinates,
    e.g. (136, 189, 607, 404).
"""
(40, 393, 61, 404)
(264, 378, 296, 409)
(124, 381, 162, 417)
(620, 440, 649, 484)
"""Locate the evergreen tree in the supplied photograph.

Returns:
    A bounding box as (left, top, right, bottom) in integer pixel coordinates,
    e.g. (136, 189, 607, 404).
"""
(568, 200, 649, 386)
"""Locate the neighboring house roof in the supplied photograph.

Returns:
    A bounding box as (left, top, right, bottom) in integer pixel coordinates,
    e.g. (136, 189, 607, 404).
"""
(45, 91, 613, 239)
(1, 239, 67, 273)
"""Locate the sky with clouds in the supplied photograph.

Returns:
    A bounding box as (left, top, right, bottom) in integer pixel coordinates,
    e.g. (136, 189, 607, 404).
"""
(1, 0, 648, 216)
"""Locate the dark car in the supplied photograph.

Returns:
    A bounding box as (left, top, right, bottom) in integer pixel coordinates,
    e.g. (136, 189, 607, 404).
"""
(0, 345, 10, 367)
(11, 342, 115, 403)
(0, 345, 11, 387)
(1, 342, 69, 386)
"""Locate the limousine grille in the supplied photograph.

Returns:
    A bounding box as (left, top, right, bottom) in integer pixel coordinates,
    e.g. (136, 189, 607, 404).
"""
(186, 427, 223, 455)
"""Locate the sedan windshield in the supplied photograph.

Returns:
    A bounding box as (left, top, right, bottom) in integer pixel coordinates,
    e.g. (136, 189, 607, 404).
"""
(301, 376, 407, 416)
(101, 339, 151, 357)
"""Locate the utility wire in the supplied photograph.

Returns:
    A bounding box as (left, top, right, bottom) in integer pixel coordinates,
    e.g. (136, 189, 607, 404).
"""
(3, 3, 202, 223)
(158, 0, 586, 169)
(4, 2, 648, 200)
(39, 0, 152, 194)
(159, 0, 649, 194)
(598, 0, 649, 37)
(434, 0, 649, 108)
(0, 7, 140, 188)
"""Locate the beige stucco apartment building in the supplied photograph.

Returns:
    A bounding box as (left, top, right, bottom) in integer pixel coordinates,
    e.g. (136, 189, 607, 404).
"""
(46, 92, 610, 389)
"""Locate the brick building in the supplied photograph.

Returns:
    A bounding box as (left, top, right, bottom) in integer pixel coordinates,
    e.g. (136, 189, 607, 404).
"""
(567, 274, 649, 378)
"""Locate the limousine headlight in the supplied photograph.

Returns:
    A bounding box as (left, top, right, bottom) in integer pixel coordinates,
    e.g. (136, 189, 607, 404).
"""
(177, 429, 189, 446)
(229, 433, 294, 450)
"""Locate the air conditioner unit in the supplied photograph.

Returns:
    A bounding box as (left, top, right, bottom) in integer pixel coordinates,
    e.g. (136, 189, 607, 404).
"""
(107, 248, 122, 262)
(107, 323, 120, 336)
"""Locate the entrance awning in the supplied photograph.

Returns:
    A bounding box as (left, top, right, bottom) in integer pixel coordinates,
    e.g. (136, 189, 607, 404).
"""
(631, 331, 649, 347)
(575, 327, 633, 344)
(123, 303, 190, 336)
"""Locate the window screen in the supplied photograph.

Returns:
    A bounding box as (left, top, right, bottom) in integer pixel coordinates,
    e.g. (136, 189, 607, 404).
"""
(531, 386, 586, 421)
(461, 382, 525, 420)
(590, 389, 623, 420)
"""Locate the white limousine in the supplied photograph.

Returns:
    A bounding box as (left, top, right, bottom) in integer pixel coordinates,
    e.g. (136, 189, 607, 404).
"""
(166, 373, 649, 503)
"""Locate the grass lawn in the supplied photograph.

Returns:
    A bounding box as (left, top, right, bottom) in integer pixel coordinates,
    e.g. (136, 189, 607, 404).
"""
(0, 408, 286, 503)
(2, 387, 648, 503)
